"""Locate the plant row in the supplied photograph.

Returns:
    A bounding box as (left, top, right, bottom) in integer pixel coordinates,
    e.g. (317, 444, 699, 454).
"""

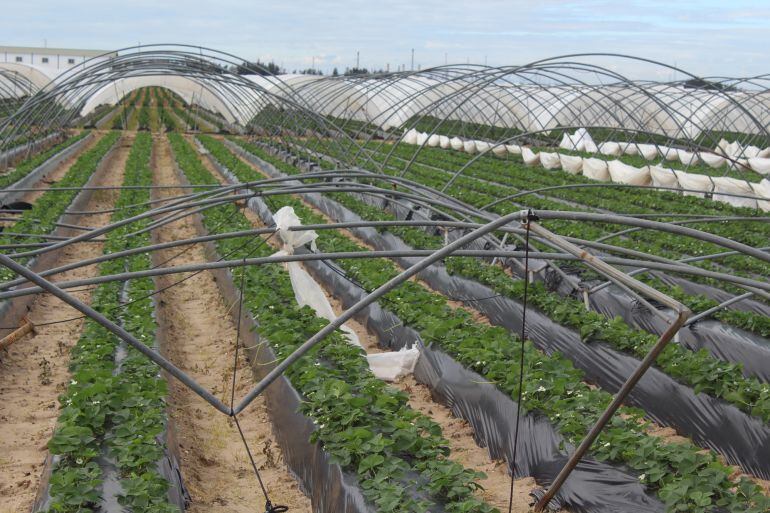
(0, 131, 88, 189)
(300, 138, 770, 335)
(206, 135, 770, 513)
(173, 133, 497, 513)
(0, 131, 121, 282)
(44, 131, 177, 512)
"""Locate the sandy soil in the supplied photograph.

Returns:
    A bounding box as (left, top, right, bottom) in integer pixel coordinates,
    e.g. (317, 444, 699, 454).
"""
(199, 144, 536, 511)
(151, 135, 312, 513)
(0, 134, 131, 513)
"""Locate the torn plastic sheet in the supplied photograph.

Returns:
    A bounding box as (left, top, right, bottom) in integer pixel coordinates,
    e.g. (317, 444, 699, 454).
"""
(234, 146, 770, 480)
(272, 205, 419, 382)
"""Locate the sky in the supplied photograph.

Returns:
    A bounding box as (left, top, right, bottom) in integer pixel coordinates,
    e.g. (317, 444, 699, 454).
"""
(1, 0, 768, 79)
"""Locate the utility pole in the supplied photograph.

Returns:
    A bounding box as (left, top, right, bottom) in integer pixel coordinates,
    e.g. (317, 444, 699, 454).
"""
(411, 48, 414, 71)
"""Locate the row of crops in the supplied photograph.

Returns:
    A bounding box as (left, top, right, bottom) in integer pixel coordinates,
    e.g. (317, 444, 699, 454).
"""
(216, 132, 770, 509)
(3, 63, 770, 513)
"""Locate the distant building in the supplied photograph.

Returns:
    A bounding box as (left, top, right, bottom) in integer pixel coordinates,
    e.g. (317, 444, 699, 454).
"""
(0, 46, 116, 72)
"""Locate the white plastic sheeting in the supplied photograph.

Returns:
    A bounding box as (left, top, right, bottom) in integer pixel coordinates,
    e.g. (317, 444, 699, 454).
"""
(492, 143, 507, 156)
(598, 142, 622, 157)
(506, 144, 522, 155)
(582, 158, 610, 181)
(463, 140, 477, 154)
(676, 149, 699, 166)
(559, 154, 583, 174)
(637, 144, 659, 161)
(450, 137, 464, 151)
(540, 151, 561, 170)
(522, 147, 540, 166)
(677, 172, 714, 198)
(748, 157, 770, 175)
(273, 207, 419, 381)
(712, 177, 757, 208)
(427, 134, 440, 147)
(752, 180, 770, 212)
(402, 128, 418, 145)
(649, 165, 681, 189)
(700, 153, 726, 168)
(559, 128, 598, 153)
(439, 135, 451, 149)
(607, 160, 651, 185)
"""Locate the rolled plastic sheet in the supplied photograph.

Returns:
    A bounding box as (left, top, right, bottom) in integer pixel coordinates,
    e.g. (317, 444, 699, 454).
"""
(675, 171, 713, 198)
(416, 131, 429, 146)
(540, 151, 561, 170)
(582, 157, 610, 181)
(427, 133, 440, 147)
(658, 146, 679, 161)
(463, 139, 477, 154)
(492, 143, 508, 156)
(598, 142, 622, 157)
(439, 135, 451, 149)
(0, 133, 93, 207)
(744, 145, 761, 158)
(402, 128, 418, 145)
(506, 143, 523, 155)
(559, 154, 583, 175)
(700, 152, 726, 168)
(637, 144, 659, 161)
(758, 147, 770, 158)
(711, 176, 756, 208)
(475, 140, 491, 153)
(450, 136, 464, 151)
(751, 179, 770, 212)
(649, 165, 680, 189)
(748, 157, 770, 175)
(621, 142, 640, 156)
(522, 147, 540, 166)
(607, 160, 651, 185)
(676, 149, 699, 166)
(559, 132, 575, 151)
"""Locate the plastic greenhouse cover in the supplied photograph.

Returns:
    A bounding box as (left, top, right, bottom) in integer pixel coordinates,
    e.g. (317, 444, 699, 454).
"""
(506, 143, 523, 155)
(439, 135, 451, 149)
(752, 179, 770, 212)
(677, 171, 714, 198)
(463, 139, 477, 154)
(450, 136, 464, 151)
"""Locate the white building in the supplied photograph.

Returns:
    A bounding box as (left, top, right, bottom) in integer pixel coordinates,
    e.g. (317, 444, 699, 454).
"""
(0, 46, 116, 74)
